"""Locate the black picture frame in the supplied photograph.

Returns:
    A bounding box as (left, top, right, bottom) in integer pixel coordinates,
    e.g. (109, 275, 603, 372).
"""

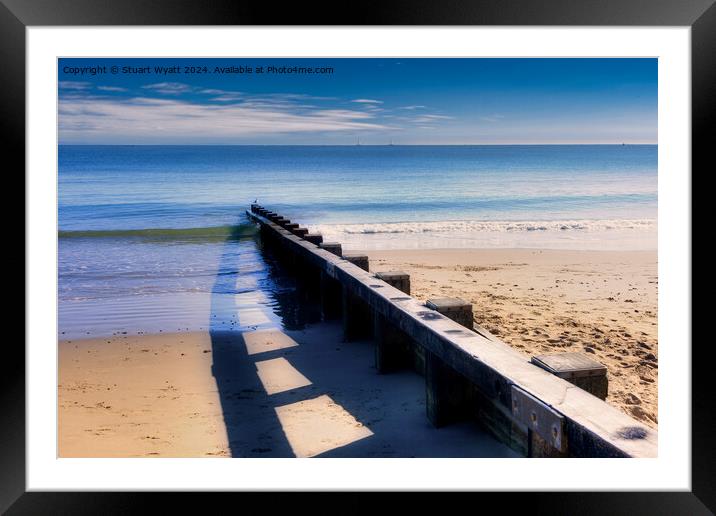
(5, 0, 711, 512)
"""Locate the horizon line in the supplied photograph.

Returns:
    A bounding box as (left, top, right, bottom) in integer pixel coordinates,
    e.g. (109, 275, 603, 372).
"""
(58, 142, 658, 147)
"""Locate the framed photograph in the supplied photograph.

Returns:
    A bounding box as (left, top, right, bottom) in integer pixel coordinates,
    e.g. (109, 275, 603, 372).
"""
(8, 0, 711, 511)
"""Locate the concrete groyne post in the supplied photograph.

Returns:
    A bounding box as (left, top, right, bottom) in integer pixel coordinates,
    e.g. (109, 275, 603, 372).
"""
(426, 297, 474, 329)
(341, 252, 369, 272)
(316, 242, 343, 320)
(254, 206, 274, 251)
(424, 297, 475, 428)
(425, 351, 473, 428)
(373, 311, 413, 373)
(340, 253, 372, 342)
(343, 293, 373, 342)
(320, 271, 342, 321)
(277, 219, 294, 230)
(375, 271, 410, 295)
(531, 352, 608, 400)
(373, 271, 413, 373)
(319, 242, 342, 256)
(276, 219, 294, 262)
(263, 212, 278, 244)
(305, 233, 323, 245)
(276, 219, 293, 261)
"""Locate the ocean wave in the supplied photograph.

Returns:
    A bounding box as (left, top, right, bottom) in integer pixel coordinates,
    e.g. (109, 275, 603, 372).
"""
(58, 223, 258, 241)
(314, 219, 656, 235)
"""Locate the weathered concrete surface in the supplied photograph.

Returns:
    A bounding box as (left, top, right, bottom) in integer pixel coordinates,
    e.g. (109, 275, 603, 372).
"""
(532, 352, 608, 400)
(375, 271, 411, 295)
(426, 297, 474, 330)
(319, 242, 342, 257)
(342, 252, 370, 272)
(426, 349, 471, 428)
(424, 296, 475, 428)
(305, 233, 323, 245)
(342, 289, 373, 342)
(373, 312, 412, 374)
(320, 271, 342, 321)
(247, 208, 657, 458)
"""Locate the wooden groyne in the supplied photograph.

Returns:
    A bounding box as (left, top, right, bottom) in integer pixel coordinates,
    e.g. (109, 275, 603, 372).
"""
(247, 204, 657, 458)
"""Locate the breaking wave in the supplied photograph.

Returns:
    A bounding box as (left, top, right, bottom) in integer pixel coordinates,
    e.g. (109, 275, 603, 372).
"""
(58, 223, 258, 242)
(314, 219, 656, 235)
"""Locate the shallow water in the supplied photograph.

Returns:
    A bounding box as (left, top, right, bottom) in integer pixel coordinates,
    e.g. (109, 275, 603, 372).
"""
(58, 144, 657, 337)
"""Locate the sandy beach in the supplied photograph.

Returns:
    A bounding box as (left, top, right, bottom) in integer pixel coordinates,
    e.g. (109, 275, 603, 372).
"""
(58, 332, 230, 457)
(58, 246, 657, 458)
(58, 247, 657, 457)
(59, 324, 518, 458)
(55, 55, 661, 464)
(369, 248, 658, 427)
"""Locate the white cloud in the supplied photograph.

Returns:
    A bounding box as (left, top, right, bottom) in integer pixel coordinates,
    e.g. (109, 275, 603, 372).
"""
(479, 114, 505, 122)
(142, 82, 194, 95)
(97, 86, 128, 92)
(59, 81, 92, 90)
(351, 99, 383, 104)
(58, 95, 391, 143)
(417, 114, 453, 120)
(399, 105, 426, 110)
(210, 95, 244, 102)
(198, 88, 243, 101)
(411, 114, 454, 124)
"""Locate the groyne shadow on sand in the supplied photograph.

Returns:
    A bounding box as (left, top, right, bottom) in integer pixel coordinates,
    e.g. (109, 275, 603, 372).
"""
(208, 216, 515, 458)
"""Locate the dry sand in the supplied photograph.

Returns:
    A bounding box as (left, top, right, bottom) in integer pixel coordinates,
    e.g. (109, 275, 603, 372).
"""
(368, 248, 658, 427)
(58, 332, 230, 457)
(59, 324, 517, 458)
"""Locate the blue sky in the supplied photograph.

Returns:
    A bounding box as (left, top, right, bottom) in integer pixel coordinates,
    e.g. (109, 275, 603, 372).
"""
(58, 58, 657, 145)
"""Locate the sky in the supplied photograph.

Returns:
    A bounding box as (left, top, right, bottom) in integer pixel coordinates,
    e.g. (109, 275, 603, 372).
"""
(58, 58, 657, 145)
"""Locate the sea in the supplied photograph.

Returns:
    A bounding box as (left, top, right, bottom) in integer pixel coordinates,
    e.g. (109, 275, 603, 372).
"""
(58, 144, 657, 338)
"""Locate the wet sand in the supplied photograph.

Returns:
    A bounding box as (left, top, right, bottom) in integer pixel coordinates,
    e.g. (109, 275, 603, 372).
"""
(369, 248, 658, 427)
